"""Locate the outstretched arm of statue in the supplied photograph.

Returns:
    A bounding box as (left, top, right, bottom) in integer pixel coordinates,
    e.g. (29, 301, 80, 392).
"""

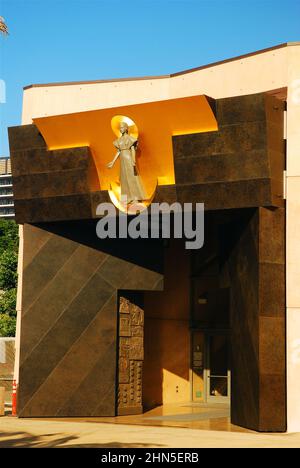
(107, 150, 120, 169)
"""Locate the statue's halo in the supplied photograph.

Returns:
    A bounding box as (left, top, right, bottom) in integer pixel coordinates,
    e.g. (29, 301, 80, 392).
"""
(111, 114, 139, 139)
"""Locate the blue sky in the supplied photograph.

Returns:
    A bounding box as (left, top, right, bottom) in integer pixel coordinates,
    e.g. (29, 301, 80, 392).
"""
(0, 0, 300, 155)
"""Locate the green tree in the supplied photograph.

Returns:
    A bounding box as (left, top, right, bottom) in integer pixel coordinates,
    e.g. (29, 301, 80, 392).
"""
(0, 220, 18, 336)
(0, 288, 17, 317)
(0, 249, 18, 289)
(0, 314, 16, 337)
(0, 219, 18, 254)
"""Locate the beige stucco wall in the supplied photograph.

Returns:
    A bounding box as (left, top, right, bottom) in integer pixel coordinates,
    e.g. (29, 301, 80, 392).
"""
(19, 43, 300, 431)
(286, 44, 300, 433)
(22, 46, 289, 123)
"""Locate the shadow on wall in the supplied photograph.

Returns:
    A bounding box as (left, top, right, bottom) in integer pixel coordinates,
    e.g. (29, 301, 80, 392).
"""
(35, 219, 164, 274)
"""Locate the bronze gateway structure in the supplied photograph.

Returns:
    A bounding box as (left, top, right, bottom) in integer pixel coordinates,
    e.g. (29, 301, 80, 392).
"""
(8, 43, 300, 432)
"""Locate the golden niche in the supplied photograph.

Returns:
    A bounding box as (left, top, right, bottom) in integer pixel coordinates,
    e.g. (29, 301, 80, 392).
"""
(107, 115, 155, 214)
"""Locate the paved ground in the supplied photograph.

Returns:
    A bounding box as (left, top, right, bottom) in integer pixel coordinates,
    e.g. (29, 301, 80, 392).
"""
(0, 416, 300, 448)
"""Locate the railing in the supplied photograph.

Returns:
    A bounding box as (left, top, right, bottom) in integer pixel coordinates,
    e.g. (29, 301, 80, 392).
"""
(0, 201, 14, 206)
(0, 377, 13, 404)
(0, 338, 15, 405)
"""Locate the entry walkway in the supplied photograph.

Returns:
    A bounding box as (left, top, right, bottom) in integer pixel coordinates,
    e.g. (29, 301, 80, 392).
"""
(80, 403, 244, 432)
(0, 415, 299, 448)
(26, 403, 248, 433)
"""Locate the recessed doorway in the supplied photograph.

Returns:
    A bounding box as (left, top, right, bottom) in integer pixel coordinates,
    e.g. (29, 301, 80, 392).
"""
(191, 331, 230, 404)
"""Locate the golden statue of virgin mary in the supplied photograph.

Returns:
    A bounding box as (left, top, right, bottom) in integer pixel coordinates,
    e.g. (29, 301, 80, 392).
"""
(107, 122, 147, 204)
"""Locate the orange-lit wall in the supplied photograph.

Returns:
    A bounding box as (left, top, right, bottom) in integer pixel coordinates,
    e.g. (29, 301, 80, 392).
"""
(143, 240, 190, 408)
(33, 95, 217, 195)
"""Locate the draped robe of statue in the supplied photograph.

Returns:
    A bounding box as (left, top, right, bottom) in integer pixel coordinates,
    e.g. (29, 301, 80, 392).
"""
(113, 134, 147, 203)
